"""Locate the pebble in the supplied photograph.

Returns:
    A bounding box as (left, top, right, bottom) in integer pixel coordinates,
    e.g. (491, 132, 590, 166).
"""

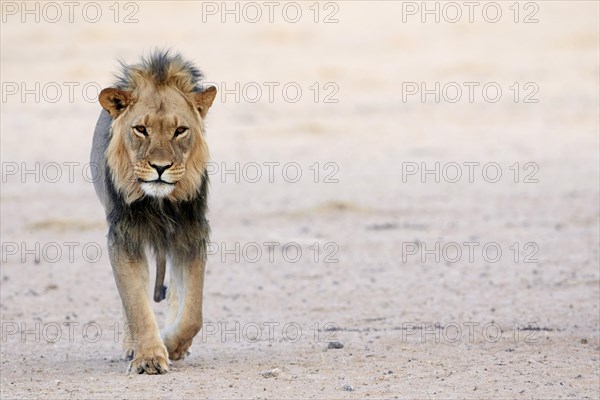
(261, 368, 280, 378)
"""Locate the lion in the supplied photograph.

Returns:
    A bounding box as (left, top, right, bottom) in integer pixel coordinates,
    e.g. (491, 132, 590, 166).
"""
(90, 50, 217, 374)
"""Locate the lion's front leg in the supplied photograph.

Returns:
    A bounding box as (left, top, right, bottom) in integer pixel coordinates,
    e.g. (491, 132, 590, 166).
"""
(161, 258, 205, 360)
(120, 308, 135, 361)
(109, 241, 169, 374)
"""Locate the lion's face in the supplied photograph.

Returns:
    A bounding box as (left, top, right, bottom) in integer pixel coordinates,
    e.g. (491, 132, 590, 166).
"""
(99, 84, 216, 203)
(117, 86, 201, 199)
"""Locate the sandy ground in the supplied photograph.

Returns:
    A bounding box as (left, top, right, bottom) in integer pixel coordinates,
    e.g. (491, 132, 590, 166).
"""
(1, 1, 599, 399)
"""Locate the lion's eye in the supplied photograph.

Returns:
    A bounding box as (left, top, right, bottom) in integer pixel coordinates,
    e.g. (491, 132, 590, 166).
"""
(174, 126, 188, 137)
(133, 125, 148, 136)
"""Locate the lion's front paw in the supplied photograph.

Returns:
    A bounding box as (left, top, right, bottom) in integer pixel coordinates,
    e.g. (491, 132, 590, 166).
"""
(127, 342, 169, 375)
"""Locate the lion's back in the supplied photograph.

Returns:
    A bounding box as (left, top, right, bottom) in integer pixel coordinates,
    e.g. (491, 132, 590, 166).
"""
(90, 109, 113, 211)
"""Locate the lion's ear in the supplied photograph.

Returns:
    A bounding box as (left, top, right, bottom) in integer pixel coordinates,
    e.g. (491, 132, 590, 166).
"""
(193, 86, 217, 118)
(99, 88, 132, 118)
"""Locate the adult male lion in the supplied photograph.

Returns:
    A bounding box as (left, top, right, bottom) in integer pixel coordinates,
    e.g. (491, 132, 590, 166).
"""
(91, 50, 217, 374)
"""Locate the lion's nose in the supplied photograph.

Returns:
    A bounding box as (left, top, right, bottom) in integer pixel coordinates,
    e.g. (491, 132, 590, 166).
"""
(150, 162, 173, 177)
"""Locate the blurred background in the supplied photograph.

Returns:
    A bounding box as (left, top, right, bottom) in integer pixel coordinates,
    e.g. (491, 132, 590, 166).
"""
(1, 1, 599, 398)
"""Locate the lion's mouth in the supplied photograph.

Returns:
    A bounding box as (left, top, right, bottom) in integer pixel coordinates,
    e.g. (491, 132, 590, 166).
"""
(138, 178, 175, 185)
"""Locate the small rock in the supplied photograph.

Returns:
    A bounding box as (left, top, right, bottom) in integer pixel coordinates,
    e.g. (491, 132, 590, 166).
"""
(367, 222, 398, 231)
(261, 368, 280, 378)
(580, 338, 588, 344)
(342, 384, 354, 392)
(327, 341, 344, 349)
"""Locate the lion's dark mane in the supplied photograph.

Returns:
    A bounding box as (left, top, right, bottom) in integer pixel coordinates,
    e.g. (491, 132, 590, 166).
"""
(105, 166, 210, 264)
(113, 49, 204, 92)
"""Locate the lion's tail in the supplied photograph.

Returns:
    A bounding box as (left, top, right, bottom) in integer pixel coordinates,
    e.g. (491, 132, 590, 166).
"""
(153, 253, 167, 302)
